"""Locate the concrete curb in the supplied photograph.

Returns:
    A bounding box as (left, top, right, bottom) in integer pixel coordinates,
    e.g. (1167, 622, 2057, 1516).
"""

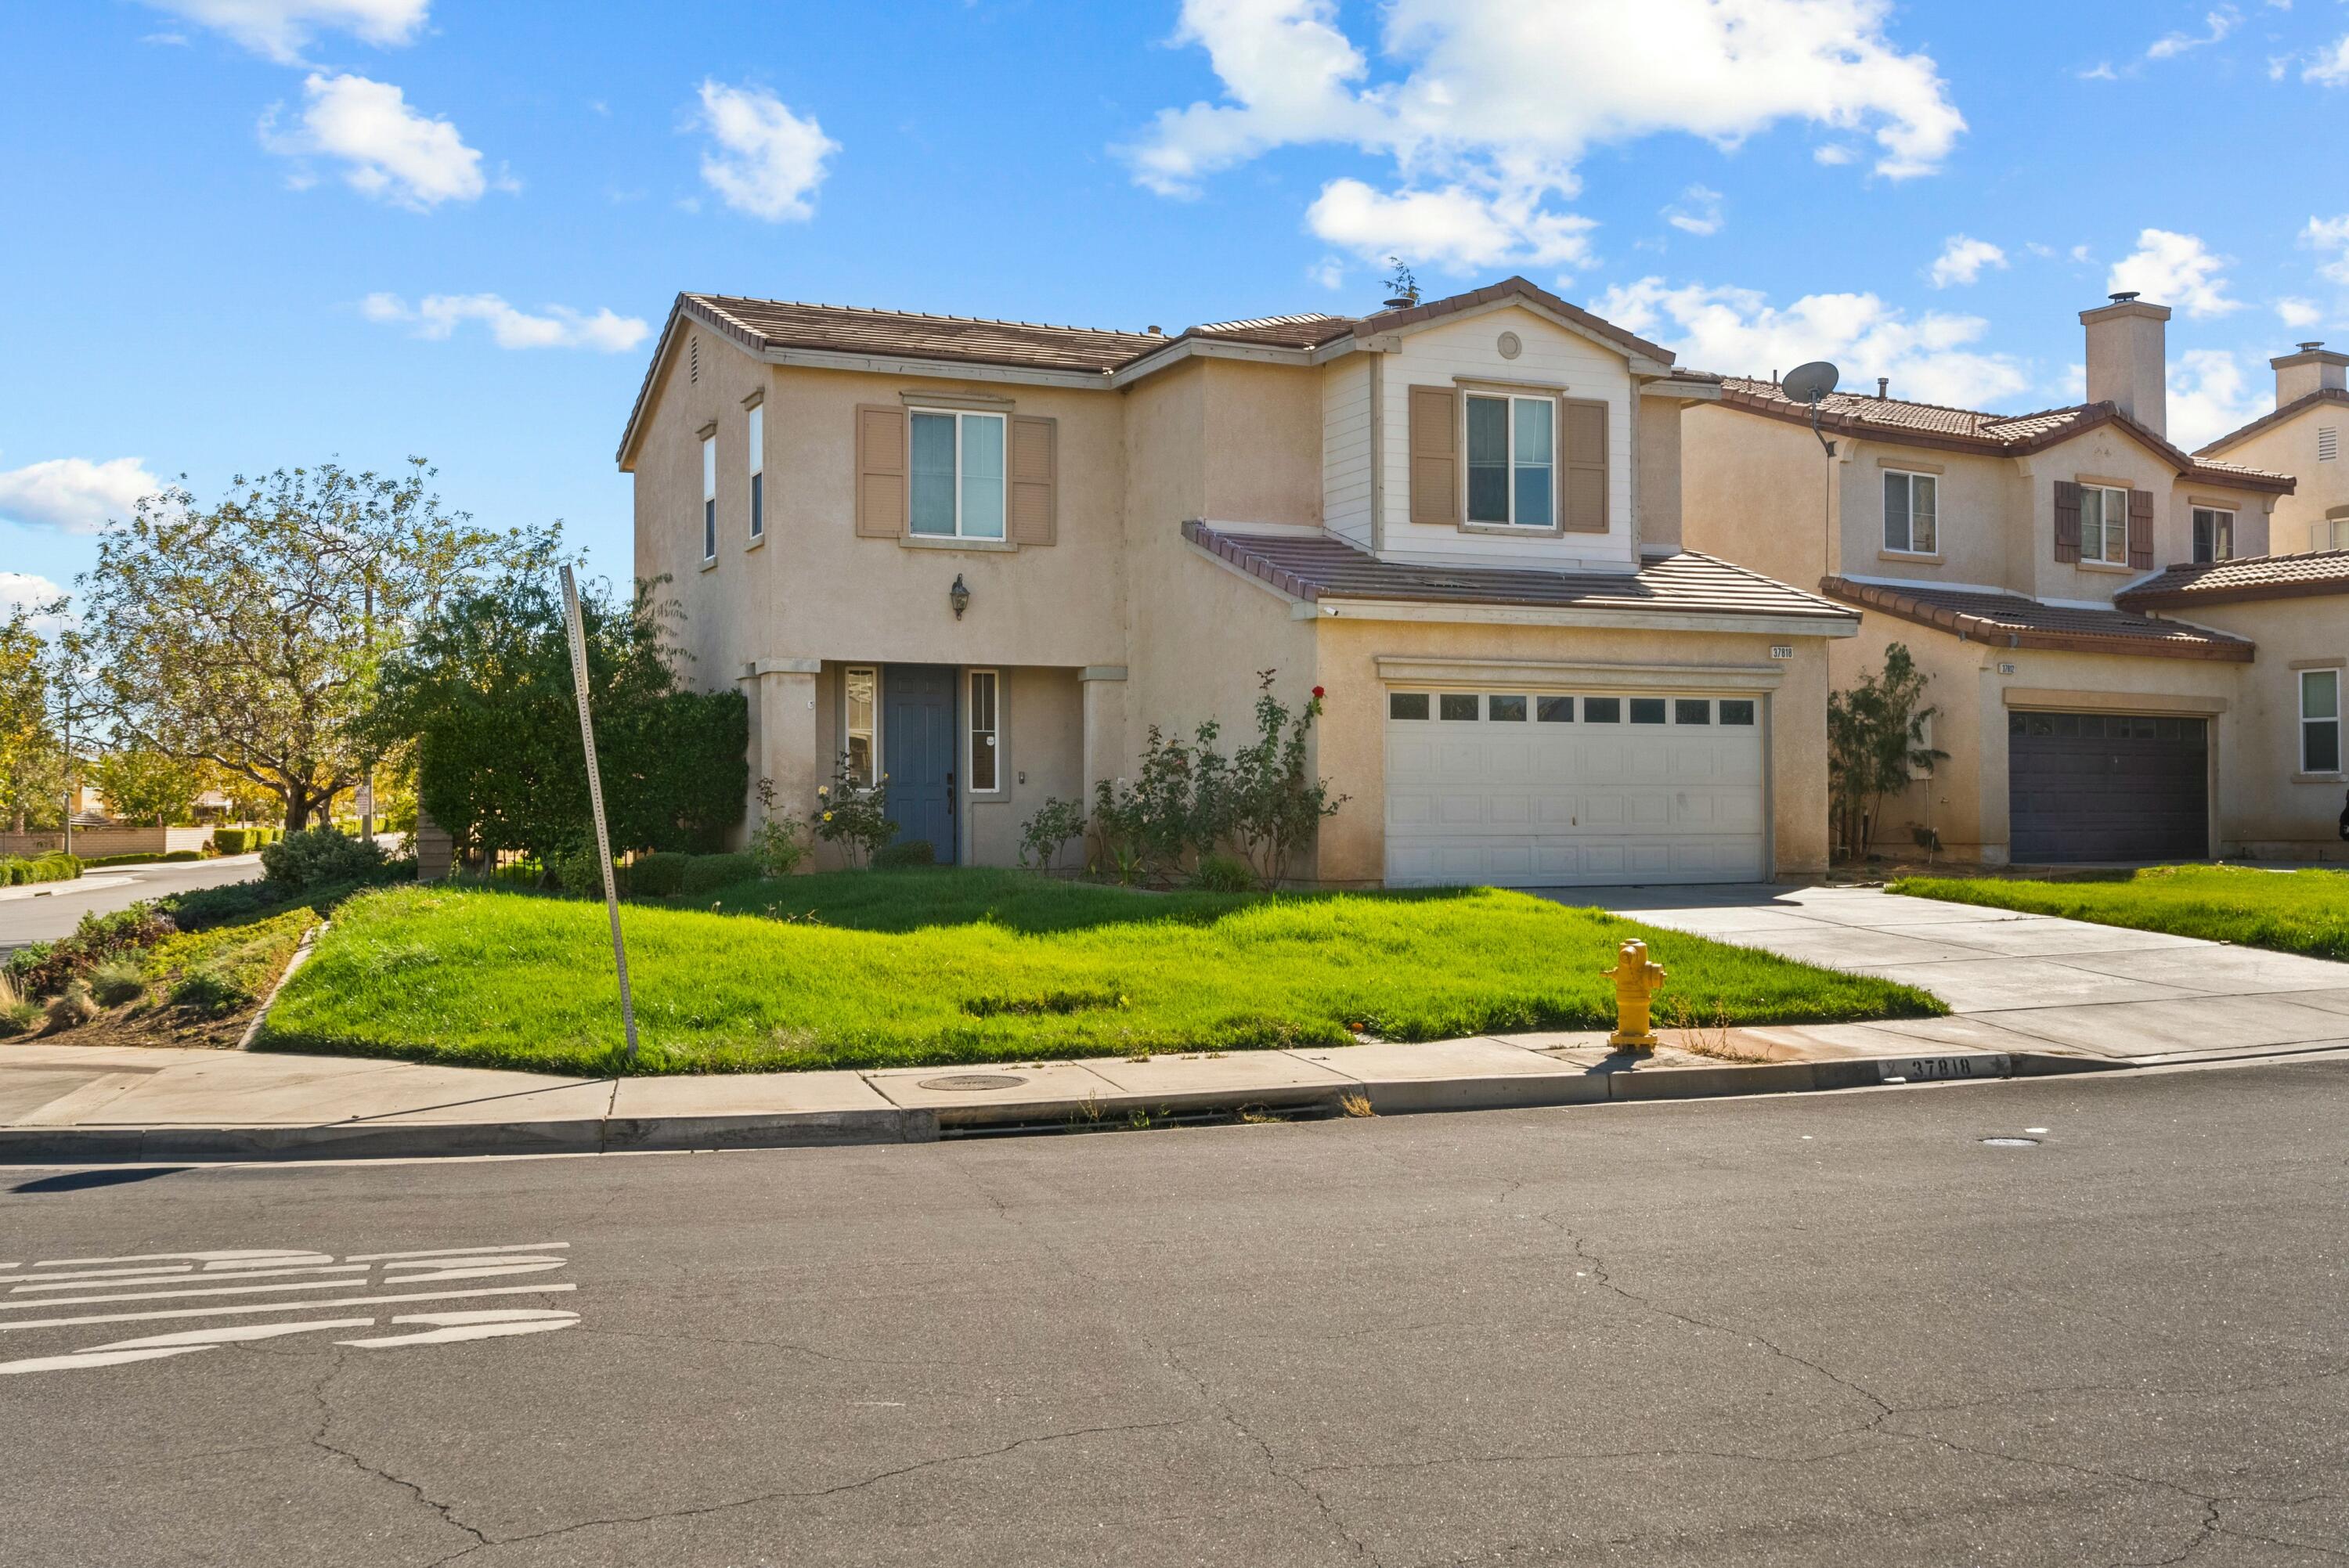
(0, 1047, 2133, 1162)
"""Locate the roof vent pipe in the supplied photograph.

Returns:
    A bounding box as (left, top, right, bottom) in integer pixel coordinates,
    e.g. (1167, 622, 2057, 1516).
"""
(1877, 377, 1889, 399)
(1146, 325, 1162, 335)
(2109, 291, 2140, 304)
(1384, 295, 1416, 310)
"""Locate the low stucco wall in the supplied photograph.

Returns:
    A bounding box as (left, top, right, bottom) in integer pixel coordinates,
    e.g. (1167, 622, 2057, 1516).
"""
(1306, 615, 1836, 886)
(0, 826, 216, 858)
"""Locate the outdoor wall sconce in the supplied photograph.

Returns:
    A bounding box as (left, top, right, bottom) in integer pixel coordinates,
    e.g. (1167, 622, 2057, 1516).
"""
(949, 574, 971, 620)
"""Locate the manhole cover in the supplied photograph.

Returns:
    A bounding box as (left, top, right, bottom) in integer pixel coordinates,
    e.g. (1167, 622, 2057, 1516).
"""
(917, 1073, 1028, 1092)
(1979, 1136, 2040, 1147)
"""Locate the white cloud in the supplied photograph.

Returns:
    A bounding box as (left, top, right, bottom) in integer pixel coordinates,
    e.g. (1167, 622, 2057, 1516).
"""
(2304, 214, 2349, 284)
(361, 293, 649, 352)
(2167, 348, 2268, 449)
(263, 73, 494, 209)
(2276, 296, 2324, 328)
(1307, 256, 1346, 290)
(0, 573, 70, 631)
(1591, 276, 2033, 409)
(2107, 228, 2240, 317)
(2304, 33, 2349, 85)
(693, 81, 837, 222)
(2147, 5, 2239, 59)
(1928, 234, 2007, 288)
(1124, 0, 1963, 273)
(2079, 61, 2120, 81)
(1306, 179, 1596, 271)
(1664, 185, 1724, 237)
(139, 0, 428, 64)
(0, 457, 164, 535)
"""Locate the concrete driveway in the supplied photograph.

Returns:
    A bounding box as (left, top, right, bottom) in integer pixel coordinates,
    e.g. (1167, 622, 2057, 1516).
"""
(1586, 882, 2349, 1066)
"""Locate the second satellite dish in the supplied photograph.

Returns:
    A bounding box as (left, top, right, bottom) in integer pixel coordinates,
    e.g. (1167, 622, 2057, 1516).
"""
(1782, 361, 1840, 404)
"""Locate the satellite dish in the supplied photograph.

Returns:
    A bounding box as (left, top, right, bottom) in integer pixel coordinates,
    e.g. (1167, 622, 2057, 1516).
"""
(1782, 361, 1840, 404)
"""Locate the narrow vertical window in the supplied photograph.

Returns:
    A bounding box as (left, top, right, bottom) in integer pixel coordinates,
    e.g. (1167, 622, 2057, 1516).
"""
(2080, 485, 2129, 564)
(1463, 394, 1555, 526)
(746, 404, 764, 540)
(1883, 470, 1937, 553)
(701, 433, 716, 561)
(845, 668, 877, 786)
(2192, 507, 2232, 563)
(2303, 669, 2342, 774)
(968, 670, 1000, 792)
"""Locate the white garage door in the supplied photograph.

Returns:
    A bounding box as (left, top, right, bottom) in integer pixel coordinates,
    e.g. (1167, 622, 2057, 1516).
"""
(1384, 688, 1767, 888)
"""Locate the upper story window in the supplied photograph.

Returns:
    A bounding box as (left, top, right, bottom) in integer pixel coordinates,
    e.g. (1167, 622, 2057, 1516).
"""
(747, 404, 764, 540)
(1883, 470, 1939, 555)
(700, 432, 717, 562)
(2302, 669, 2342, 775)
(910, 409, 1005, 539)
(2078, 484, 2130, 565)
(2326, 514, 2349, 552)
(1464, 393, 1554, 528)
(2191, 506, 2232, 563)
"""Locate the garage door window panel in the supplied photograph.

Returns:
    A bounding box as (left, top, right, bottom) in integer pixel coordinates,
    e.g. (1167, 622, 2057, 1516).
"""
(1488, 695, 1528, 722)
(1440, 694, 1478, 721)
(1629, 698, 1667, 725)
(1391, 693, 1431, 721)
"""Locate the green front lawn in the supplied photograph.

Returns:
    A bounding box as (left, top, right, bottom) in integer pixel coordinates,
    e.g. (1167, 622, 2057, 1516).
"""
(1890, 864, 2349, 961)
(260, 869, 1945, 1075)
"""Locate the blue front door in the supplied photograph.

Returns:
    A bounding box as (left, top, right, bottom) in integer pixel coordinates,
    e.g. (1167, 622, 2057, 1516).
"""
(881, 665, 958, 863)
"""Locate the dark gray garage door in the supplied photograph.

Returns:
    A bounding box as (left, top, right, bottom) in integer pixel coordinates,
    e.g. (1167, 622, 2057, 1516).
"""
(2008, 711, 2209, 863)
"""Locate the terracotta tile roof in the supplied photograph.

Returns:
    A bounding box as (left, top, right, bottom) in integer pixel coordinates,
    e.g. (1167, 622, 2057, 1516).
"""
(2195, 385, 2349, 455)
(1716, 377, 2293, 492)
(687, 293, 1164, 373)
(2117, 549, 2349, 610)
(1820, 578, 2255, 662)
(1185, 523, 1856, 624)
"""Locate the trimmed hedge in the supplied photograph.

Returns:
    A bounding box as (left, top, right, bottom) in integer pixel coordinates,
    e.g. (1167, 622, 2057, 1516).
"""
(626, 851, 693, 898)
(1, 853, 82, 886)
(681, 852, 760, 894)
(81, 850, 205, 869)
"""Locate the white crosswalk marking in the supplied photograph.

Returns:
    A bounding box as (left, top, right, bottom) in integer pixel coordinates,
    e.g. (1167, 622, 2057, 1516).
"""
(0, 1242, 580, 1377)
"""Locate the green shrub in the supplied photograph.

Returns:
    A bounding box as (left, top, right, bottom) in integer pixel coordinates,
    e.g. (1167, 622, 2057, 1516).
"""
(262, 827, 388, 892)
(46, 980, 98, 1031)
(5, 852, 84, 885)
(682, 852, 761, 894)
(547, 843, 615, 898)
(1018, 798, 1087, 874)
(627, 851, 693, 898)
(213, 827, 253, 854)
(1189, 852, 1257, 893)
(871, 839, 936, 870)
(747, 802, 810, 878)
(169, 966, 257, 1018)
(0, 998, 41, 1038)
(9, 907, 176, 997)
(81, 850, 207, 869)
(88, 959, 148, 1007)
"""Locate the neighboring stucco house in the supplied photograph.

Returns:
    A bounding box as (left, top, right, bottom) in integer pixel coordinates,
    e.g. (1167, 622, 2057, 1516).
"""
(618, 276, 1859, 888)
(2195, 342, 2349, 555)
(1683, 293, 2344, 865)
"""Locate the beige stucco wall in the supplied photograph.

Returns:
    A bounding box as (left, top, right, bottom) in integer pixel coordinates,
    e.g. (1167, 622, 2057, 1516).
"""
(1681, 406, 1837, 590)
(962, 665, 1086, 867)
(2019, 427, 2271, 602)
(1307, 614, 1835, 886)
(2168, 597, 2348, 859)
(2206, 412, 2347, 553)
(1636, 395, 1684, 554)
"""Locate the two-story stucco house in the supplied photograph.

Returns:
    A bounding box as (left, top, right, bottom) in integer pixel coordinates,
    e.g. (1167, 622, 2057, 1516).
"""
(2195, 342, 2349, 555)
(1683, 294, 2347, 866)
(618, 276, 1860, 888)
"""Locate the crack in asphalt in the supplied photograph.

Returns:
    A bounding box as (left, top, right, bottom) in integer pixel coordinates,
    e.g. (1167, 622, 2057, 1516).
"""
(423, 1416, 1197, 1562)
(302, 1350, 490, 1557)
(1162, 1341, 1383, 1565)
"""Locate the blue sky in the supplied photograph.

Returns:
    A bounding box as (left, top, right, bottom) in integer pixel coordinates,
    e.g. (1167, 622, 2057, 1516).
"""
(5, 0, 2349, 618)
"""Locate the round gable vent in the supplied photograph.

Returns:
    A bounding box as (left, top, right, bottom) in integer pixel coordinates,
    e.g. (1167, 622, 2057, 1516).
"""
(1497, 330, 1523, 360)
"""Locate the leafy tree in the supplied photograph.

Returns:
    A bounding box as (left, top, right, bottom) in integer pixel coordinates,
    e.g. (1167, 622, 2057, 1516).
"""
(85, 748, 205, 826)
(364, 560, 748, 863)
(73, 460, 525, 830)
(1827, 642, 1947, 862)
(0, 600, 59, 833)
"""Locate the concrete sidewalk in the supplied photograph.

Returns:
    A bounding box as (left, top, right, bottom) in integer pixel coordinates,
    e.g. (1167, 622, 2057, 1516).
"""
(0, 1019, 2059, 1162)
(1589, 882, 2349, 1067)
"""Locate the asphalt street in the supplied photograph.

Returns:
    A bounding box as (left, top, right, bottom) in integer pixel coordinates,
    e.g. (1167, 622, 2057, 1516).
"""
(0, 856, 264, 952)
(5, 1060, 2347, 1566)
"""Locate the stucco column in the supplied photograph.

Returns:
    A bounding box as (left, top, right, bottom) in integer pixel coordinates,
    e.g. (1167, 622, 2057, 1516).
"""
(1078, 666, 1128, 801)
(1976, 668, 2011, 867)
(743, 658, 824, 834)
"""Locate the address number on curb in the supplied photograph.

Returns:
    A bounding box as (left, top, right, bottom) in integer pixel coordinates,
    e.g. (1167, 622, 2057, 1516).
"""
(1878, 1054, 2011, 1083)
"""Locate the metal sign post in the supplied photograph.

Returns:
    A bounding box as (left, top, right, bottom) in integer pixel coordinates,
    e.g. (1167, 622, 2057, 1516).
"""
(559, 566, 640, 1067)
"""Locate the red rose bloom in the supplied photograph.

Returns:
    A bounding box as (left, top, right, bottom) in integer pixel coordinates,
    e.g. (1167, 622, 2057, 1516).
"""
(1312, 685, 1326, 699)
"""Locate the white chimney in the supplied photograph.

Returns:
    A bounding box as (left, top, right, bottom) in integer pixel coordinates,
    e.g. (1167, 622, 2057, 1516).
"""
(2273, 341, 2349, 407)
(2080, 292, 2170, 438)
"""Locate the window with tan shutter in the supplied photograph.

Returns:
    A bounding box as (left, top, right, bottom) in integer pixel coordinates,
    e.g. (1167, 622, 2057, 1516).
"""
(1408, 385, 1460, 527)
(2079, 485, 2130, 564)
(1561, 399, 1609, 533)
(1463, 392, 1555, 527)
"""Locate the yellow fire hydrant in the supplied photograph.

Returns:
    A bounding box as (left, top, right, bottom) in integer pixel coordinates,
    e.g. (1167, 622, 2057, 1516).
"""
(1604, 939, 1669, 1051)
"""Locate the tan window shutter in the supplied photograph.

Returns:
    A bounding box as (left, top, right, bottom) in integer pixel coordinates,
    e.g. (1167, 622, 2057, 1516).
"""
(2127, 488, 2155, 569)
(2053, 481, 2082, 564)
(853, 404, 905, 538)
(1562, 398, 1609, 533)
(1009, 415, 1056, 546)
(1408, 385, 1459, 527)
